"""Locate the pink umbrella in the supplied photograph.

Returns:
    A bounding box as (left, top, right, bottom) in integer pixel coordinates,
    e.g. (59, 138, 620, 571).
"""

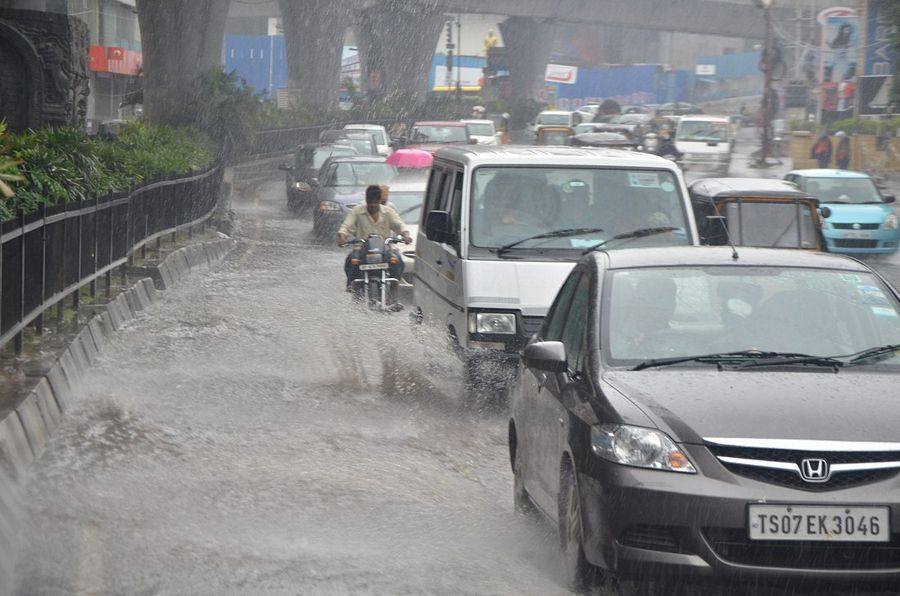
(386, 148, 434, 169)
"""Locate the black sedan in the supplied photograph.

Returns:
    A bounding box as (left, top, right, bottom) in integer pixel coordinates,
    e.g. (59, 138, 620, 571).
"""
(311, 155, 397, 239)
(279, 143, 357, 213)
(510, 246, 900, 591)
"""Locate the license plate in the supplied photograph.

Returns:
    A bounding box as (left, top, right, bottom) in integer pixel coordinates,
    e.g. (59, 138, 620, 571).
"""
(843, 231, 872, 239)
(749, 505, 890, 542)
(359, 263, 388, 271)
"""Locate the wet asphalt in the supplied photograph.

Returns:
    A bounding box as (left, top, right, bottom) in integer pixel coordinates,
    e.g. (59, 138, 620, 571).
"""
(11, 167, 900, 595)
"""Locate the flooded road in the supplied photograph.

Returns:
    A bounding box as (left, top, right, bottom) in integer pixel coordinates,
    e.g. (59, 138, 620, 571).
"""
(13, 172, 900, 595)
(13, 177, 568, 594)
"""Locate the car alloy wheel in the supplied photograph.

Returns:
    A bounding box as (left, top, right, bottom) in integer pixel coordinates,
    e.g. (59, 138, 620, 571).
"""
(559, 461, 600, 592)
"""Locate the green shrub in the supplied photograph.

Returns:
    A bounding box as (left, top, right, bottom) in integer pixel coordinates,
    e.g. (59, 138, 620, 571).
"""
(0, 122, 24, 200)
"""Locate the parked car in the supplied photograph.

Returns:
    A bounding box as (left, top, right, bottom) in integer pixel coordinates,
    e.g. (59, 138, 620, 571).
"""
(279, 143, 358, 212)
(785, 169, 898, 255)
(413, 146, 699, 403)
(311, 155, 397, 239)
(461, 119, 500, 145)
(511, 245, 900, 590)
(689, 178, 823, 250)
(342, 123, 391, 156)
(675, 116, 733, 175)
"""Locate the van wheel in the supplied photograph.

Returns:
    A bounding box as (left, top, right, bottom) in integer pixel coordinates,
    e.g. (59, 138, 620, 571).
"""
(559, 460, 601, 592)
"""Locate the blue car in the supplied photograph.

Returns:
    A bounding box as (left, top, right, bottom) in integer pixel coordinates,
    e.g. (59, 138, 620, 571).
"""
(785, 169, 898, 255)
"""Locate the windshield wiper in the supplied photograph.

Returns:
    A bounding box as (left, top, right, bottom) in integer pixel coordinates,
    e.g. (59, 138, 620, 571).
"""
(632, 350, 844, 371)
(496, 227, 604, 257)
(583, 227, 679, 254)
(844, 344, 900, 365)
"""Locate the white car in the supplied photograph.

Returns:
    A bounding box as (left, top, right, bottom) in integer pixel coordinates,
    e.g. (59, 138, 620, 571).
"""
(343, 123, 391, 156)
(530, 110, 583, 136)
(461, 119, 500, 145)
(675, 115, 733, 175)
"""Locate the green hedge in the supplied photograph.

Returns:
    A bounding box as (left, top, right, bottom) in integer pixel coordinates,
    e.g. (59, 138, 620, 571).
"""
(0, 122, 214, 221)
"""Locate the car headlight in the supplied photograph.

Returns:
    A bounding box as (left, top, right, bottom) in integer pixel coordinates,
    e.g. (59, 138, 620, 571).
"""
(318, 201, 341, 212)
(469, 312, 516, 335)
(590, 424, 696, 473)
(885, 214, 898, 230)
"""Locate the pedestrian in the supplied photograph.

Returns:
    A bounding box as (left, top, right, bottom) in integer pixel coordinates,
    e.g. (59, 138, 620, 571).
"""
(810, 132, 832, 169)
(834, 131, 851, 169)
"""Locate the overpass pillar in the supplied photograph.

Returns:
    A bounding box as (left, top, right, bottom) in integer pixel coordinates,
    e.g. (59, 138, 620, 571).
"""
(279, 0, 348, 111)
(356, 4, 445, 111)
(499, 17, 556, 127)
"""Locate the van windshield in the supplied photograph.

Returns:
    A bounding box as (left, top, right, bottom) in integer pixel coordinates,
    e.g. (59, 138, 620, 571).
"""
(677, 121, 730, 142)
(469, 167, 690, 253)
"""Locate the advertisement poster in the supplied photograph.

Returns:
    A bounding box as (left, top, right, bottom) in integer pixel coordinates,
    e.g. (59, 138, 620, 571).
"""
(817, 7, 858, 122)
(866, 0, 899, 76)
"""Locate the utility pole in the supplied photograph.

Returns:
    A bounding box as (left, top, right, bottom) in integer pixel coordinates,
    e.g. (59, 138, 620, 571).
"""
(445, 18, 454, 94)
(757, 0, 775, 166)
(456, 16, 462, 98)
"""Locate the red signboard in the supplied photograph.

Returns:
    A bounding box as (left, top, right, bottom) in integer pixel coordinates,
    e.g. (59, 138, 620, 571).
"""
(89, 45, 142, 76)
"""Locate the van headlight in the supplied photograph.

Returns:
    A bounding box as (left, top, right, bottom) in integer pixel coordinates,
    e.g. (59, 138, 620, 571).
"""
(469, 312, 516, 335)
(590, 424, 696, 473)
(885, 214, 898, 230)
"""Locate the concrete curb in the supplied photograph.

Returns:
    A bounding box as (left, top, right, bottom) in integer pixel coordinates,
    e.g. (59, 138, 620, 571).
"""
(0, 236, 234, 479)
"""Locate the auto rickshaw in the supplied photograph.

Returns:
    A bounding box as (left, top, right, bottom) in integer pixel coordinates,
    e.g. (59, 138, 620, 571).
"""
(689, 178, 823, 250)
(535, 126, 574, 146)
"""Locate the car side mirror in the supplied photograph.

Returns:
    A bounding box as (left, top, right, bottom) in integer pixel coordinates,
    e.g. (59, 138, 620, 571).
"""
(295, 181, 312, 193)
(820, 206, 832, 219)
(425, 210, 454, 243)
(883, 194, 896, 204)
(310, 178, 320, 187)
(278, 163, 294, 172)
(524, 341, 567, 373)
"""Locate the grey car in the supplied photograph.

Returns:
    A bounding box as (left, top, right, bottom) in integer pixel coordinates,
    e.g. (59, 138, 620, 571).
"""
(511, 246, 900, 591)
(311, 155, 397, 239)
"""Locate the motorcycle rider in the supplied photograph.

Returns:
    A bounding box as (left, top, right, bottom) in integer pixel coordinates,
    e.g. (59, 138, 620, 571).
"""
(337, 185, 411, 290)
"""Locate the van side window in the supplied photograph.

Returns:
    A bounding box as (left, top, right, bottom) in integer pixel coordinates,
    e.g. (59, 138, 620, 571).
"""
(544, 272, 581, 341)
(449, 171, 464, 236)
(423, 168, 446, 221)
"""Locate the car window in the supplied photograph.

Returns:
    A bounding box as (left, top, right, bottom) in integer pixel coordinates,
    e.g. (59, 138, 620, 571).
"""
(544, 272, 581, 341)
(449, 171, 463, 237)
(330, 162, 396, 187)
(561, 275, 591, 372)
(804, 177, 883, 204)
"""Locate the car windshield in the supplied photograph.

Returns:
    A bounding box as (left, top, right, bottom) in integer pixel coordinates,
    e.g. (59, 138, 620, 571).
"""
(313, 147, 356, 169)
(346, 128, 386, 145)
(340, 138, 375, 155)
(470, 167, 689, 252)
(329, 162, 396, 186)
(677, 121, 729, 142)
(466, 122, 494, 136)
(804, 177, 883, 204)
(537, 113, 570, 126)
(604, 266, 900, 366)
(390, 191, 424, 224)
(411, 125, 467, 143)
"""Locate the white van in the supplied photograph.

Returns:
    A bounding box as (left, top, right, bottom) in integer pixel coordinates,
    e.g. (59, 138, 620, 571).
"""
(343, 123, 391, 156)
(413, 146, 698, 391)
(675, 116, 733, 175)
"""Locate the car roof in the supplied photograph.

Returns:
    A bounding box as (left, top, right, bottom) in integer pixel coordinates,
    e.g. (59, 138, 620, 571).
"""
(678, 115, 729, 123)
(689, 177, 814, 199)
(788, 169, 872, 179)
(589, 246, 870, 272)
(343, 123, 385, 130)
(431, 145, 679, 168)
(414, 121, 466, 127)
(461, 119, 494, 125)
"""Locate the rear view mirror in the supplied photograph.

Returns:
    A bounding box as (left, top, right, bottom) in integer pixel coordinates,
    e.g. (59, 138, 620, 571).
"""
(524, 341, 567, 373)
(425, 210, 454, 243)
(883, 195, 896, 204)
(820, 206, 832, 219)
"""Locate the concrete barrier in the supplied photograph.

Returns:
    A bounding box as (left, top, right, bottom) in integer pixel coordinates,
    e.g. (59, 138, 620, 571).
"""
(0, 236, 234, 477)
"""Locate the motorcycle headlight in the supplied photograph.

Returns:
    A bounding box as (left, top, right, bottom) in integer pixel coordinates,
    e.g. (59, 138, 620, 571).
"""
(319, 201, 341, 212)
(884, 214, 898, 230)
(590, 424, 696, 473)
(469, 312, 516, 335)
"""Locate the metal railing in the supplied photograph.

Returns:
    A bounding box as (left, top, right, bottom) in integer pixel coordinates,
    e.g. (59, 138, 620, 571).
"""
(0, 163, 224, 353)
(253, 119, 395, 155)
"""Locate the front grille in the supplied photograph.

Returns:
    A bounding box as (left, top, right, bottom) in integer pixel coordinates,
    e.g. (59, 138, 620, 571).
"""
(704, 528, 900, 570)
(708, 445, 900, 491)
(619, 524, 690, 554)
(832, 223, 880, 230)
(520, 316, 544, 337)
(833, 239, 878, 249)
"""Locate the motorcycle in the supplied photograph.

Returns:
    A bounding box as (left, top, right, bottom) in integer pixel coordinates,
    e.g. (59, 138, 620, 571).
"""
(343, 234, 405, 311)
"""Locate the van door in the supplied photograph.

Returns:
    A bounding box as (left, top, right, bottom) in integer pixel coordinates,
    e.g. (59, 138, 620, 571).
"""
(415, 166, 464, 331)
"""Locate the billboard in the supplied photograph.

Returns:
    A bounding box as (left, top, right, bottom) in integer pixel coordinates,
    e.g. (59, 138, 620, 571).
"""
(817, 7, 858, 122)
(545, 64, 579, 85)
(858, 75, 894, 115)
(866, 0, 899, 76)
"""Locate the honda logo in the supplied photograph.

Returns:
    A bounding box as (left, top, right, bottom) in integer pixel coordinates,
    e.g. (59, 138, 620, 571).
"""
(800, 458, 830, 483)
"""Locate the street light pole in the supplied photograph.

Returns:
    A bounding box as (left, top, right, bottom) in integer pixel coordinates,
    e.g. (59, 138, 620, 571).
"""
(758, 0, 775, 166)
